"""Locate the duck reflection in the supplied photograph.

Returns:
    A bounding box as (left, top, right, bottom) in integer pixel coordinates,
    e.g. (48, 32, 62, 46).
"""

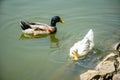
(20, 33, 59, 48)
(50, 34, 59, 48)
(20, 33, 49, 39)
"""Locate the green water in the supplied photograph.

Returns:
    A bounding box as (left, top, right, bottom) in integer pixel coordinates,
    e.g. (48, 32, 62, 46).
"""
(0, 0, 120, 80)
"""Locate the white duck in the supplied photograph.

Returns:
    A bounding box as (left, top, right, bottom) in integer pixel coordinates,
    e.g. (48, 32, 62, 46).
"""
(69, 29, 94, 61)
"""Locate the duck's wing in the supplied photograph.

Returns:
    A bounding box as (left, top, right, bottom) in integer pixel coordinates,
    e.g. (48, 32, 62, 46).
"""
(28, 22, 50, 30)
(20, 21, 32, 30)
(20, 21, 50, 30)
(28, 22, 53, 35)
(83, 29, 94, 50)
(84, 29, 94, 42)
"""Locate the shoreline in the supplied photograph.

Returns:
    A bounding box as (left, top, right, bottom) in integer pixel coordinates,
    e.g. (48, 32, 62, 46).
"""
(80, 42, 120, 80)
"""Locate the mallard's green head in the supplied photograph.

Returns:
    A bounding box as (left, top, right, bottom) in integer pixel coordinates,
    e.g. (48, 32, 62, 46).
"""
(50, 16, 64, 26)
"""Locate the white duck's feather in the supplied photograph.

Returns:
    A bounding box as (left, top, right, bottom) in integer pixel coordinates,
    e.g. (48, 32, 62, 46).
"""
(69, 29, 94, 58)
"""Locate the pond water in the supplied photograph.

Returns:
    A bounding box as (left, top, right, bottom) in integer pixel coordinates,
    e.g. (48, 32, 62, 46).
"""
(0, 0, 120, 80)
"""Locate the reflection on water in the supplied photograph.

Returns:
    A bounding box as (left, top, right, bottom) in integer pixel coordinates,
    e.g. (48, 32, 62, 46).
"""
(0, 0, 120, 80)
(20, 33, 49, 39)
(50, 34, 59, 48)
(20, 33, 59, 48)
(49, 48, 105, 80)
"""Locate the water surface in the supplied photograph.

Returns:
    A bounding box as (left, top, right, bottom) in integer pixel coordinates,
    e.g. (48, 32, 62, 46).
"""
(0, 0, 120, 80)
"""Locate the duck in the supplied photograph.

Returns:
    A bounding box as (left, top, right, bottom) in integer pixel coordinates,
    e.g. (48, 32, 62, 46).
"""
(20, 16, 64, 36)
(69, 29, 94, 61)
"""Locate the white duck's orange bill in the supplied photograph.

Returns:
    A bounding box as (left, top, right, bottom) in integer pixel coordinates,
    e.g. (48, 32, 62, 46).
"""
(73, 53, 79, 61)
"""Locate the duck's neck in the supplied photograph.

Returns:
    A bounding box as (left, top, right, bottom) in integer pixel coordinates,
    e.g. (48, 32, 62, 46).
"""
(50, 21, 57, 27)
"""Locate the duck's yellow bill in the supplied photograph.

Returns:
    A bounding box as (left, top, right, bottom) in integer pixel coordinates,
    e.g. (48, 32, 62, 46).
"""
(73, 53, 79, 61)
(60, 19, 64, 24)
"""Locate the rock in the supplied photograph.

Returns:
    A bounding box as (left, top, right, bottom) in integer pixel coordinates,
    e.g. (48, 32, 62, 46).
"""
(96, 60, 115, 75)
(80, 70, 99, 80)
(96, 53, 117, 75)
(113, 42, 120, 56)
(80, 50, 120, 80)
(114, 42, 120, 52)
(113, 74, 120, 80)
(116, 57, 120, 71)
(80, 42, 120, 80)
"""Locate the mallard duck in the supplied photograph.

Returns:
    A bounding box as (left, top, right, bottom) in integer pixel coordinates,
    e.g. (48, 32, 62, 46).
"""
(69, 29, 94, 61)
(20, 16, 64, 35)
